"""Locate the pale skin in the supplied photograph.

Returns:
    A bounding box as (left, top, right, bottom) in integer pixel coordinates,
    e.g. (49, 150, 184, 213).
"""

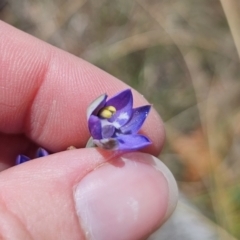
(0, 21, 178, 240)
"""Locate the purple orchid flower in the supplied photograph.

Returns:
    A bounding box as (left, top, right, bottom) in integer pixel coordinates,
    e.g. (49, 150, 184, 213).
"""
(16, 147, 49, 165)
(87, 89, 151, 151)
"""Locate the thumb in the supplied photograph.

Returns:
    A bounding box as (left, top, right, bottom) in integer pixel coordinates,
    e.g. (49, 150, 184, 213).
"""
(0, 149, 178, 240)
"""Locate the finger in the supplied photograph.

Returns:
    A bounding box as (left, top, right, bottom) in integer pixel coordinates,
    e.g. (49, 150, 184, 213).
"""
(0, 21, 165, 156)
(0, 149, 178, 240)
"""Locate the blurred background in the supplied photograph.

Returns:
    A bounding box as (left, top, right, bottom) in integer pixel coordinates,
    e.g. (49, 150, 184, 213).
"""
(1, 0, 240, 239)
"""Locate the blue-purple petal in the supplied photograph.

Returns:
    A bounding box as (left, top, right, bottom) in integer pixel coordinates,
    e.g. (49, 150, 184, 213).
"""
(36, 148, 49, 158)
(116, 134, 151, 150)
(88, 115, 102, 139)
(106, 89, 133, 127)
(87, 89, 152, 151)
(106, 89, 133, 110)
(16, 155, 30, 165)
(120, 105, 151, 134)
(102, 124, 115, 138)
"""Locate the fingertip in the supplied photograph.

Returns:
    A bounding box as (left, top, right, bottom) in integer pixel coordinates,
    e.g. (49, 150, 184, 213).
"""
(75, 152, 177, 240)
(0, 149, 177, 240)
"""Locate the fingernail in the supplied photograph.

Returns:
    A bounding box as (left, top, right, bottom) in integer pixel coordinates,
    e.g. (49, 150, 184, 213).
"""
(74, 152, 178, 240)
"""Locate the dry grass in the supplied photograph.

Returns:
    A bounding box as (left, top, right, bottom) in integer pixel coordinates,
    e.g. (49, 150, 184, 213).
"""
(1, 0, 240, 238)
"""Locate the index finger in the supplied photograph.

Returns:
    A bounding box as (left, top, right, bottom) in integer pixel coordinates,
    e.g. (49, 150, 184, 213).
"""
(0, 21, 165, 155)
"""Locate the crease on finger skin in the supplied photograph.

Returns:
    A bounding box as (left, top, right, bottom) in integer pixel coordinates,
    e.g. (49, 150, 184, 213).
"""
(0, 192, 33, 240)
(0, 25, 52, 135)
(23, 47, 54, 139)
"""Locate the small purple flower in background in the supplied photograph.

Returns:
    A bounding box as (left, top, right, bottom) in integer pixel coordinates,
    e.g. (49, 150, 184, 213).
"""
(87, 89, 151, 151)
(16, 148, 49, 165)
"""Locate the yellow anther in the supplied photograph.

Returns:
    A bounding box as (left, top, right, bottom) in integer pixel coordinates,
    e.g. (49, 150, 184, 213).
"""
(105, 106, 116, 113)
(99, 106, 116, 119)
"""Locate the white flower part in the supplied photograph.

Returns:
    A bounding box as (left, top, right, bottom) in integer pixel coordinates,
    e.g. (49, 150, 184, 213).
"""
(118, 111, 129, 120)
(85, 137, 96, 148)
(100, 119, 112, 128)
(112, 111, 129, 129)
(112, 122, 120, 129)
(93, 138, 118, 150)
(87, 94, 107, 120)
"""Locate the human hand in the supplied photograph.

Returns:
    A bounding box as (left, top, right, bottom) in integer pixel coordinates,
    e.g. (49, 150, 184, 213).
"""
(0, 21, 178, 240)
